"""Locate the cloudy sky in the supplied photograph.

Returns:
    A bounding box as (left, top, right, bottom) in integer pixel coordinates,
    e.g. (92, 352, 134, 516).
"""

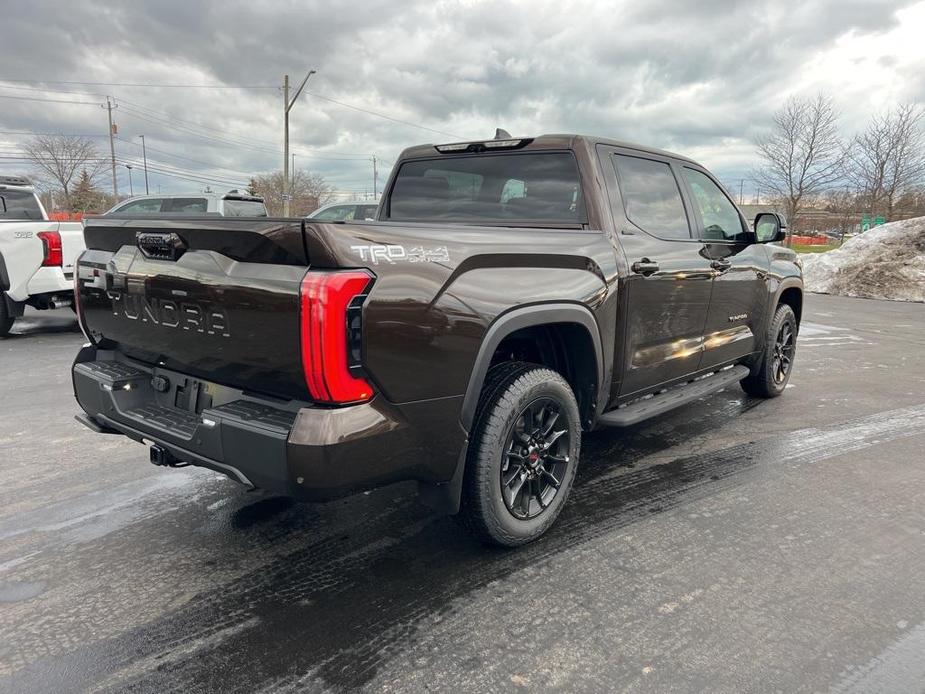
(1, 0, 923, 201)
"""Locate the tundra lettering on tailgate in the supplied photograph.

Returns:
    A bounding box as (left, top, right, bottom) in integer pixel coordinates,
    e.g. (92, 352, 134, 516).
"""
(110, 291, 230, 337)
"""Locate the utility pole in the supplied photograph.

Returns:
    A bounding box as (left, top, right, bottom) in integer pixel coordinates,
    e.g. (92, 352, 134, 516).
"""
(372, 155, 378, 198)
(283, 69, 315, 216)
(138, 135, 149, 194)
(739, 179, 744, 205)
(103, 97, 118, 196)
(125, 164, 134, 195)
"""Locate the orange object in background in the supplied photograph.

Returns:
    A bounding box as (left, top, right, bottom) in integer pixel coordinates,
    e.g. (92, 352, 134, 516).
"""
(790, 235, 826, 245)
(47, 212, 84, 222)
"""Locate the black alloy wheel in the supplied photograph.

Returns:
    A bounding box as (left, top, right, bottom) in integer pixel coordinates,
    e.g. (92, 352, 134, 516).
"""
(772, 319, 796, 384)
(501, 398, 571, 520)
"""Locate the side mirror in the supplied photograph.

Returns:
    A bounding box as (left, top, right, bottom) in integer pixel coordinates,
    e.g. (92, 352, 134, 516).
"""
(754, 212, 786, 243)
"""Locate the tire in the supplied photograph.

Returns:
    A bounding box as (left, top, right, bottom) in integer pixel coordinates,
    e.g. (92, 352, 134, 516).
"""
(741, 303, 798, 398)
(460, 361, 581, 547)
(0, 293, 14, 338)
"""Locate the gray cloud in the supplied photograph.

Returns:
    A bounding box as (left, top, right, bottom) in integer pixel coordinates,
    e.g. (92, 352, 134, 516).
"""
(1, 0, 922, 197)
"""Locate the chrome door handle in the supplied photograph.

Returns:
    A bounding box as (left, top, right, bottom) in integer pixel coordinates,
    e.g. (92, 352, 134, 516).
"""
(631, 258, 660, 276)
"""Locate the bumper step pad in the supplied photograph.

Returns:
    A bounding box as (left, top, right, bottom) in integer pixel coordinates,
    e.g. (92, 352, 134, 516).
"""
(73, 358, 296, 492)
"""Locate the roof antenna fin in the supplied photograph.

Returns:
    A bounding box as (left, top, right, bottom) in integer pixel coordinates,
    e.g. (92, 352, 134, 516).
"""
(494, 128, 512, 140)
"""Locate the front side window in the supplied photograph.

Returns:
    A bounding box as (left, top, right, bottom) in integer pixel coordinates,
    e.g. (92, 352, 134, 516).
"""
(682, 168, 747, 241)
(114, 198, 164, 214)
(613, 154, 690, 240)
(387, 152, 584, 224)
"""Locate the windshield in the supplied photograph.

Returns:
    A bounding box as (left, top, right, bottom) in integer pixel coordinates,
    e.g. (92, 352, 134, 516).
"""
(223, 199, 268, 217)
(0, 188, 43, 220)
(386, 152, 584, 224)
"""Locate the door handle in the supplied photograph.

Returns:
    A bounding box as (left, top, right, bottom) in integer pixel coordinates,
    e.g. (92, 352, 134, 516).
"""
(710, 258, 732, 273)
(631, 258, 660, 276)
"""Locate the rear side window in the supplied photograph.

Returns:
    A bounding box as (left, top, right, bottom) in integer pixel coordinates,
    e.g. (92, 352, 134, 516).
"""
(114, 198, 164, 214)
(0, 189, 43, 219)
(223, 199, 267, 217)
(163, 198, 208, 214)
(613, 155, 690, 239)
(387, 152, 584, 224)
(357, 205, 378, 220)
(681, 168, 747, 241)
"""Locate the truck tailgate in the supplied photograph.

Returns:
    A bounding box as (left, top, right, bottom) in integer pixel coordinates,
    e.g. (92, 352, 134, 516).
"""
(78, 218, 311, 401)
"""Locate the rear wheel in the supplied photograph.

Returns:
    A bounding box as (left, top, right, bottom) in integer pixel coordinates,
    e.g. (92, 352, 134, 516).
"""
(741, 303, 797, 397)
(0, 293, 14, 338)
(460, 362, 581, 547)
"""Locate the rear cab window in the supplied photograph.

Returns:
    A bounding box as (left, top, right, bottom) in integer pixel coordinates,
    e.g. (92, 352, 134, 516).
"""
(313, 205, 355, 221)
(163, 198, 208, 214)
(0, 189, 43, 220)
(612, 154, 690, 240)
(223, 199, 268, 217)
(385, 152, 585, 225)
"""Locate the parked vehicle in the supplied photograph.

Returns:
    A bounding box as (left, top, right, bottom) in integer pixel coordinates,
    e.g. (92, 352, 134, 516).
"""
(72, 133, 802, 545)
(105, 190, 268, 217)
(0, 176, 85, 337)
(307, 201, 379, 222)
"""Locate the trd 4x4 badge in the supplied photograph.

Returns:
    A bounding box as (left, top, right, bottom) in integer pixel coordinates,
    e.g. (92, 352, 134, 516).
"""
(350, 244, 449, 264)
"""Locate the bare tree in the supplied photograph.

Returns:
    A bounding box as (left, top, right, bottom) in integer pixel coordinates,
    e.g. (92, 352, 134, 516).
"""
(753, 94, 847, 234)
(850, 104, 924, 221)
(23, 134, 107, 211)
(250, 169, 335, 216)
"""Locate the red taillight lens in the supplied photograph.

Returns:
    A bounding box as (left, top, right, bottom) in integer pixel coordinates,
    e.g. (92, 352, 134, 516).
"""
(299, 270, 375, 404)
(37, 231, 63, 267)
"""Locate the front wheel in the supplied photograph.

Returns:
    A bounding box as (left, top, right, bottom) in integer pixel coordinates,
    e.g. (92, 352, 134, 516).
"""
(460, 362, 581, 547)
(741, 303, 798, 397)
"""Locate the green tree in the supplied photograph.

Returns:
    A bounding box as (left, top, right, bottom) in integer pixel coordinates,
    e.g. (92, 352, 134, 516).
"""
(69, 169, 109, 213)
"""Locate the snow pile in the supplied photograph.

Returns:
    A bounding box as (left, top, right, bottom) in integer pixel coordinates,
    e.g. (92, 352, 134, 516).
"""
(801, 216, 925, 302)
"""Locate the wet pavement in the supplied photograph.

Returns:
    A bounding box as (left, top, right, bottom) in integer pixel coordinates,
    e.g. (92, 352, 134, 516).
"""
(1, 294, 924, 693)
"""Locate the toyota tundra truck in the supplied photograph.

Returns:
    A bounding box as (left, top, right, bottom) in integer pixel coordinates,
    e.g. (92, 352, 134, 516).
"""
(0, 176, 85, 336)
(72, 133, 802, 546)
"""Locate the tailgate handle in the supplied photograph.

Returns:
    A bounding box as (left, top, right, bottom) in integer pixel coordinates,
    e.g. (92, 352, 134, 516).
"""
(136, 232, 187, 261)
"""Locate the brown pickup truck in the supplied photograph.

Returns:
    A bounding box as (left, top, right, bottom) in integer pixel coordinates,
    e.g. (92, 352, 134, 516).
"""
(72, 132, 802, 546)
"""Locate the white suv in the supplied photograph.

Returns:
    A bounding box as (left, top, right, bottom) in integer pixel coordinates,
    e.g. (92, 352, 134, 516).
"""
(106, 190, 268, 217)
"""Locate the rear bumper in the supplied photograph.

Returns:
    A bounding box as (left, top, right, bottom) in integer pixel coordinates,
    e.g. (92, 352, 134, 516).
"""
(25, 266, 73, 299)
(72, 346, 464, 500)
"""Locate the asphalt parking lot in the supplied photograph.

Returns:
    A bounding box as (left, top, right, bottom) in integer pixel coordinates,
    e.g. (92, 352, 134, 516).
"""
(1, 293, 924, 693)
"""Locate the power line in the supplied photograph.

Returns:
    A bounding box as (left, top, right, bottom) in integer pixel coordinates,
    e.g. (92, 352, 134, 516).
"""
(0, 93, 100, 106)
(0, 78, 277, 90)
(114, 135, 255, 178)
(3, 79, 462, 138)
(305, 91, 462, 139)
(0, 83, 106, 98)
(116, 103, 369, 161)
(114, 95, 371, 158)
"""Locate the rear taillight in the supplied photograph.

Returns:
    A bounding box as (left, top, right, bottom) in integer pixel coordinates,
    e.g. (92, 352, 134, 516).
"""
(37, 231, 63, 267)
(299, 270, 375, 404)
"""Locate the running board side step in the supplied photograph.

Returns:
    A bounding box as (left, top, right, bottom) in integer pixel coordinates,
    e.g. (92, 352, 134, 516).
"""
(598, 365, 750, 427)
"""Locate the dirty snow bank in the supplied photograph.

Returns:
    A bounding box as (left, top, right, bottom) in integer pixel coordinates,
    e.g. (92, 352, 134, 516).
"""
(801, 216, 925, 302)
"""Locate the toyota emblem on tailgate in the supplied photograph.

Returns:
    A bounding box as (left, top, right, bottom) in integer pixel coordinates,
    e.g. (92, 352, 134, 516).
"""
(136, 231, 187, 261)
